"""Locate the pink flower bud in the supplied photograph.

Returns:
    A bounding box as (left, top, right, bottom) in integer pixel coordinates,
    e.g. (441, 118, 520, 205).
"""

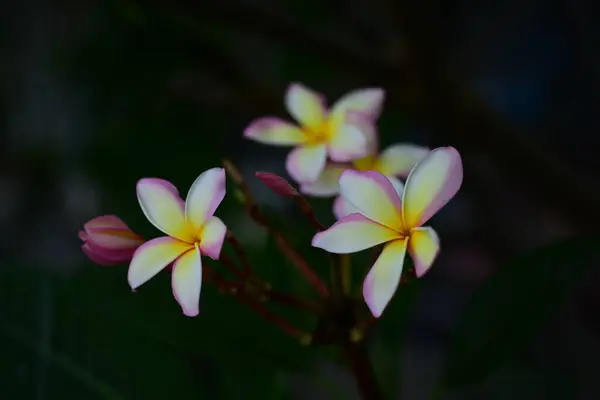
(255, 172, 299, 197)
(79, 215, 145, 266)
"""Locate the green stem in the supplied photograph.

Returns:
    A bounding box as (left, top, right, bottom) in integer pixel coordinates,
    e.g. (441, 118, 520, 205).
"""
(340, 255, 352, 295)
(343, 341, 383, 400)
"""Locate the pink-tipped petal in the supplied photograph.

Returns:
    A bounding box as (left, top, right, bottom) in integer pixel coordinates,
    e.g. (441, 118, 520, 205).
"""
(286, 143, 327, 183)
(348, 111, 379, 155)
(84, 240, 139, 263)
(339, 170, 404, 230)
(311, 213, 401, 254)
(256, 172, 299, 197)
(376, 144, 430, 178)
(363, 238, 408, 318)
(327, 121, 369, 162)
(337, 175, 403, 217)
(199, 216, 226, 260)
(408, 227, 440, 277)
(171, 246, 202, 317)
(82, 243, 121, 266)
(127, 237, 193, 290)
(137, 179, 192, 242)
(402, 147, 463, 228)
(387, 176, 405, 197)
(243, 117, 306, 146)
(330, 88, 385, 123)
(284, 83, 326, 130)
(300, 165, 345, 197)
(84, 215, 130, 230)
(84, 228, 144, 250)
(185, 168, 226, 230)
(332, 195, 358, 220)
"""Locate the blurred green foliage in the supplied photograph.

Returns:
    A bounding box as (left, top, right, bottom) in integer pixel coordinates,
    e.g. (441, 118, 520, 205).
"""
(439, 235, 600, 391)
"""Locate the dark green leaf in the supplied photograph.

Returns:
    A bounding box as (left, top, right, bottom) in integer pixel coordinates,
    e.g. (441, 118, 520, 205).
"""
(439, 235, 600, 389)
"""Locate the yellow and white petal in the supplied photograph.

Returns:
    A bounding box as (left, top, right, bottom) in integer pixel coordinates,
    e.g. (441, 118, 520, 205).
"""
(127, 237, 193, 290)
(408, 227, 440, 277)
(376, 144, 430, 178)
(311, 213, 400, 254)
(339, 170, 404, 230)
(199, 216, 227, 260)
(284, 83, 326, 130)
(137, 178, 193, 242)
(243, 117, 307, 146)
(362, 238, 408, 318)
(171, 246, 203, 317)
(300, 165, 345, 197)
(327, 120, 369, 162)
(285, 143, 327, 183)
(402, 146, 463, 228)
(329, 88, 384, 128)
(332, 195, 358, 220)
(185, 168, 226, 230)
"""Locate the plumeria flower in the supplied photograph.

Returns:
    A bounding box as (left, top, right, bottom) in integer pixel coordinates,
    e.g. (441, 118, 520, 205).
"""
(127, 168, 227, 317)
(311, 147, 463, 318)
(301, 122, 430, 219)
(79, 215, 144, 266)
(244, 83, 384, 183)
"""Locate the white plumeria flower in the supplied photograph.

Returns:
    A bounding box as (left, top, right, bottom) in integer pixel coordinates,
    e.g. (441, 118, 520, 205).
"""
(300, 119, 430, 219)
(311, 147, 463, 318)
(244, 83, 384, 183)
(127, 168, 227, 317)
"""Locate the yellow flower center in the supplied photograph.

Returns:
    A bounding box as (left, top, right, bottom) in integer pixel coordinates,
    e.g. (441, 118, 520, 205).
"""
(304, 121, 331, 145)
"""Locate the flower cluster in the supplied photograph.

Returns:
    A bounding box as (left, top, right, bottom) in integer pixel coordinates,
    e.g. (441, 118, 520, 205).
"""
(80, 82, 463, 322)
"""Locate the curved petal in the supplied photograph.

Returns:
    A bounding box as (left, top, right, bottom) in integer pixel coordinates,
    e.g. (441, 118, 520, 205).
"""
(409, 227, 440, 277)
(402, 146, 463, 228)
(330, 88, 385, 124)
(82, 243, 122, 266)
(327, 120, 369, 162)
(300, 165, 345, 197)
(137, 179, 192, 242)
(84, 240, 138, 264)
(332, 195, 358, 220)
(84, 228, 144, 250)
(387, 176, 405, 197)
(346, 111, 379, 155)
(171, 246, 202, 317)
(286, 143, 327, 183)
(200, 216, 227, 260)
(243, 117, 306, 146)
(284, 83, 326, 130)
(363, 238, 408, 318)
(185, 168, 226, 230)
(311, 213, 401, 254)
(339, 170, 404, 230)
(376, 144, 430, 178)
(127, 237, 193, 290)
(84, 215, 129, 230)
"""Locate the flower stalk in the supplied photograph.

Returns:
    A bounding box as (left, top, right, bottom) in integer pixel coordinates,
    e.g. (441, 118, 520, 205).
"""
(223, 159, 330, 298)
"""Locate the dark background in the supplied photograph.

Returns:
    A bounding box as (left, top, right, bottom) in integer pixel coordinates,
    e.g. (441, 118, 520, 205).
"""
(1, 0, 600, 399)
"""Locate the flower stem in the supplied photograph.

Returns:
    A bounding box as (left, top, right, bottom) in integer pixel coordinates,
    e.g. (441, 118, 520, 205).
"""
(223, 159, 330, 298)
(343, 341, 383, 400)
(295, 196, 326, 231)
(225, 230, 253, 276)
(340, 254, 352, 295)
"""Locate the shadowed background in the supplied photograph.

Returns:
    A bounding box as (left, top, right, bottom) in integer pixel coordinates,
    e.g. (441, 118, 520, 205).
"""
(1, 0, 600, 399)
